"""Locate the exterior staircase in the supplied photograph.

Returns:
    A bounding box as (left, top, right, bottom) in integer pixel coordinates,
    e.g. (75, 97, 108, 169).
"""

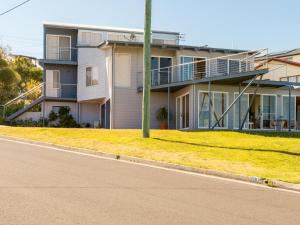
(2, 83, 44, 122)
(6, 96, 45, 121)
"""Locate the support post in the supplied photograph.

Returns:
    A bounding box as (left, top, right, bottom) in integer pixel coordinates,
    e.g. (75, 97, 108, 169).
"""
(288, 85, 292, 132)
(167, 68, 170, 129)
(168, 86, 170, 129)
(104, 102, 107, 129)
(142, 0, 152, 138)
(42, 100, 45, 127)
(208, 78, 212, 129)
(238, 83, 241, 130)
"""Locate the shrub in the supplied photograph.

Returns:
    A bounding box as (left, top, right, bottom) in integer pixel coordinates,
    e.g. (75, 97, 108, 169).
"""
(48, 107, 79, 128)
(11, 117, 48, 127)
(48, 110, 58, 122)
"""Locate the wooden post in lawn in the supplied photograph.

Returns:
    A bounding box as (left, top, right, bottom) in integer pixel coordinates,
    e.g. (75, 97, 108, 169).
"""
(142, 0, 152, 138)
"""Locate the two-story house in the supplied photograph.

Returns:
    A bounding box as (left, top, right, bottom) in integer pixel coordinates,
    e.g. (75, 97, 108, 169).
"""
(6, 22, 300, 131)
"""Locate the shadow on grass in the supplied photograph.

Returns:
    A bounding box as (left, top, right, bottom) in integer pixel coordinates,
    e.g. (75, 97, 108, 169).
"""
(153, 137, 300, 157)
(181, 129, 300, 139)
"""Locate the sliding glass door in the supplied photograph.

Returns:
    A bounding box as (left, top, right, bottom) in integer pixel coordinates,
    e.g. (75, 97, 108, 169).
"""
(198, 92, 210, 128)
(282, 96, 296, 129)
(234, 93, 249, 129)
(198, 91, 228, 128)
(176, 94, 190, 129)
(261, 95, 276, 129)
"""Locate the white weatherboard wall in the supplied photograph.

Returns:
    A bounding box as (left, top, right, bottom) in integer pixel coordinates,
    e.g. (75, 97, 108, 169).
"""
(77, 48, 107, 101)
(44, 102, 78, 122)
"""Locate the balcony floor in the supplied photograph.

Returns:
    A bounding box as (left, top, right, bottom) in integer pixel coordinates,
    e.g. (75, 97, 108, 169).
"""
(150, 69, 269, 92)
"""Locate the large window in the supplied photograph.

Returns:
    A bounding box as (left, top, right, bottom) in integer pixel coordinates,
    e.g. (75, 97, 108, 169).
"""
(46, 35, 71, 60)
(234, 93, 249, 129)
(151, 57, 172, 86)
(86, 67, 98, 87)
(282, 96, 296, 129)
(261, 95, 277, 129)
(198, 91, 228, 128)
(52, 106, 70, 114)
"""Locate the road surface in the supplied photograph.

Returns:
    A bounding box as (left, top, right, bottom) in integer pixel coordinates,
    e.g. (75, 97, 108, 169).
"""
(0, 137, 299, 225)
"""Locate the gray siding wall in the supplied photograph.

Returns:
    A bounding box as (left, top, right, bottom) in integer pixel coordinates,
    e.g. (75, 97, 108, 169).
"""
(80, 103, 100, 126)
(44, 64, 77, 98)
(44, 27, 78, 62)
(112, 46, 176, 129)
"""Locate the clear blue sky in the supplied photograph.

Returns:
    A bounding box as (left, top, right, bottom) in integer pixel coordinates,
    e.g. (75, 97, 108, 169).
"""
(0, 0, 299, 58)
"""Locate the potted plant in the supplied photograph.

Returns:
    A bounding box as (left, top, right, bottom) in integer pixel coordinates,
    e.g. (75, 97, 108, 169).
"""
(156, 107, 169, 129)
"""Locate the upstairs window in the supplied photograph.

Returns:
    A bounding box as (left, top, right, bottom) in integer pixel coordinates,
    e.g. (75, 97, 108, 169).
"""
(46, 35, 71, 61)
(86, 67, 99, 86)
(80, 31, 102, 46)
(151, 57, 172, 85)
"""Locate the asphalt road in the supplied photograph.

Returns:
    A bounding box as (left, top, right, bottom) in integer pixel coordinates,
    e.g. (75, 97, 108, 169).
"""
(0, 138, 299, 225)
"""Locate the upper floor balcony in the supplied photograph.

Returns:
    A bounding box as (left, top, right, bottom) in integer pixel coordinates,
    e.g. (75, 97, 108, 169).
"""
(137, 49, 267, 90)
(45, 83, 77, 99)
(44, 34, 77, 64)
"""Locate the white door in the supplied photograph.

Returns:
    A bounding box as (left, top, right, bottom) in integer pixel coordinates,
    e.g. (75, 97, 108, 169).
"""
(46, 70, 60, 97)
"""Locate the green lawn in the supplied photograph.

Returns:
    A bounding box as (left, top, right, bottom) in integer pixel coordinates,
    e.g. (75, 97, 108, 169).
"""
(0, 127, 300, 183)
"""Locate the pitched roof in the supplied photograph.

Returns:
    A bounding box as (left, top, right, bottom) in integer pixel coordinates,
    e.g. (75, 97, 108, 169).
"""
(256, 57, 300, 69)
(257, 48, 300, 59)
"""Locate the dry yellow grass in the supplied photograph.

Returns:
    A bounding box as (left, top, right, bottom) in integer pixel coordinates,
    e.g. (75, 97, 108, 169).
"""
(1, 127, 300, 183)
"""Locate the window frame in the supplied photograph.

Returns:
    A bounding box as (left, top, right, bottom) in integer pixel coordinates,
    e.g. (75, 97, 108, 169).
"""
(51, 106, 70, 114)
(198, 90, 229, 129)
(46, 34, 71, 61)
(151, 56, 173, 85)
(86, 66, 99, 87)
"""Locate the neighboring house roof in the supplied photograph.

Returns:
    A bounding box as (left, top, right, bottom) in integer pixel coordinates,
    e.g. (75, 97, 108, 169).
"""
(256, 48, 300, 60)
(43, 21, 180, 35)
(256, 57, 300, 69)
(268, 48, 300, 58)
(97, 40, 249, 54)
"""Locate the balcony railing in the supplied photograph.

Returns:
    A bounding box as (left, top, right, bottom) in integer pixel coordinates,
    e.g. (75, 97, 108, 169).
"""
(46, 47, 75, 61)
(137, 49, 267, 88)
(45, 83, 77, 99)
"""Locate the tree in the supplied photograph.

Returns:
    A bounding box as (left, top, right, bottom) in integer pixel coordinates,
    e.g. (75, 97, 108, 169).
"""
(0, 55, 21, 105)
(10, 56, 42, 93)
(142, 0, 152, 138)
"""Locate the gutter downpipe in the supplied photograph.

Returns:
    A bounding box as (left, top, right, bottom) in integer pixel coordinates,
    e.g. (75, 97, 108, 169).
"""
(110, 43, 116, 129)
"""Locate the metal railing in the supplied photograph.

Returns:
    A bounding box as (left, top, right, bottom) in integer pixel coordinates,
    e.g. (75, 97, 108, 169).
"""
(137, 49, 268, 88)
(2, 82, 77, 119)
(2, 83, 44, 119)
(45, 83, 77, 99)
(46, 47, 74, 61)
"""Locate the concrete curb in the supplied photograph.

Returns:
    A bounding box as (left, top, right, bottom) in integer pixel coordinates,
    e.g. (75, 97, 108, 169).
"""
(1, 135, 299, 193)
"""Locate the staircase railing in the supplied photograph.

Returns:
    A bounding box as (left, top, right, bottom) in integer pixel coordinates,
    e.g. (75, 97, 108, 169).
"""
(2, 82, 44, 119)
